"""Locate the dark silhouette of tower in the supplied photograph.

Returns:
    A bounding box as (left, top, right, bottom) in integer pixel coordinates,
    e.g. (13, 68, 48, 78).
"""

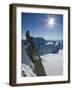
(26, 31, 46, 76)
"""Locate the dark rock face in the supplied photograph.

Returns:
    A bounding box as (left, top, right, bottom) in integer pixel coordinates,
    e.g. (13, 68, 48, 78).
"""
(56, 42, 63, 50)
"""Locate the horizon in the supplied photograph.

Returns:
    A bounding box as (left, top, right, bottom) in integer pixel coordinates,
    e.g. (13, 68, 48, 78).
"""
(22, 36, 63, 41)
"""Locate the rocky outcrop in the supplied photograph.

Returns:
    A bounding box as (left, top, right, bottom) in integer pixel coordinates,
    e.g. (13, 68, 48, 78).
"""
(25, 31, 46, 76)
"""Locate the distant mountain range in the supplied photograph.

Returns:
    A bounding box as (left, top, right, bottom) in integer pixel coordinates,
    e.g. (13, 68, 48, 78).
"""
(22, 37, 63, 56)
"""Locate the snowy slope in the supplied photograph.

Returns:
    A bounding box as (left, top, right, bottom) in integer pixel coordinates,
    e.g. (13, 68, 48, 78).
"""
(41, 50, 63, 76)
(22, 46, 36, 77)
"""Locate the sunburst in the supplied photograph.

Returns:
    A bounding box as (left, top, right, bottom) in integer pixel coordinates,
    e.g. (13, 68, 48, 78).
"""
(45, 16, 56, 29)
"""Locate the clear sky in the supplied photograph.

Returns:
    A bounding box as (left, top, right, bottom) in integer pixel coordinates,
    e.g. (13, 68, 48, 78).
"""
(21, 13, 63, 40)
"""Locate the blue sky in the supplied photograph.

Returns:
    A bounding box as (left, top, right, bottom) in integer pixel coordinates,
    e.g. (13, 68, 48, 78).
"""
(21, 13, 63, 40)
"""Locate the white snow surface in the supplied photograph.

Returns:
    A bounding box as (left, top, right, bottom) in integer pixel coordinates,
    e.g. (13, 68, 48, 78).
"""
(41, 50, 63, 76)
(45, 42, 53, 45)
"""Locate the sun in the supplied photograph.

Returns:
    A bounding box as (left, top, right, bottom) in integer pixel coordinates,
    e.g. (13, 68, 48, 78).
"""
(48, 17, 56, 27)
(45, 16, 56, 29)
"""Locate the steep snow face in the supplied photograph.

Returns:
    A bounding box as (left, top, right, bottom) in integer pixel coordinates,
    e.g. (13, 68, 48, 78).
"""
(41, 50, 63, 76)
(21, 64, 36, 77)
(22, 45, 35, 77)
